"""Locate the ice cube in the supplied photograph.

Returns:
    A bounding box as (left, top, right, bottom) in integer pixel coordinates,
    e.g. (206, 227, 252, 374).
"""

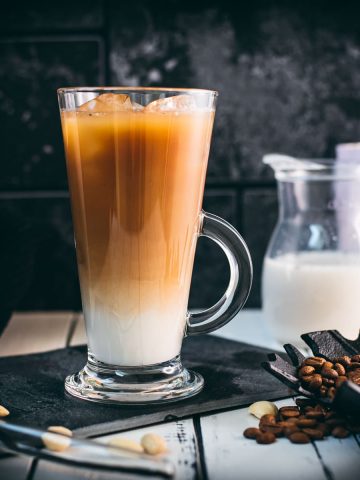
(79, 93, 133, 112)
(145, 94, 197, 112)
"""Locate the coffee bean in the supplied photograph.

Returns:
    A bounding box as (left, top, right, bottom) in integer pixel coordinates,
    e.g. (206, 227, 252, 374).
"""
(322, 377, 335, 387)
(279, 406, 300, 418)
(259, 414, 276, 425)
(321, 366, 338, 379)
(243, 427, 261, 439)
(278, 421, 298, 428)
(334, 356, 351, 367)
(334, 363, 346, 376)
(348, 369, 360, 385)
(351, 354, 360, 363)
(297, 418, 317, 428)
(283, 426, 300, 437)
(256, 432, 276, 444)
(317, 423, 331, 436)
(298, 366, 315, 377)
(319, 385, 328, 397)
(285, 417, 300, 424)
(327, 387, 336, 399)
(304, 357, 325, 368)
(302, 428, 324, 440)
(260, 424, 283, 437)
(289, 432, 311, 444)
(335, 376, 347, 388)
(332, 426, 350, 438)
(325, 417, 346, 427)
(307, 374, 323, 391)
(348, 362, 360, 370)
(305, 409, 325, 420)
(323, 361, 334, 369)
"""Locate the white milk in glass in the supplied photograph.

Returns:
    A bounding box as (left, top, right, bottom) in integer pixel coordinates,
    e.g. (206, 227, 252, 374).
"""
(262, 251, 360, 345)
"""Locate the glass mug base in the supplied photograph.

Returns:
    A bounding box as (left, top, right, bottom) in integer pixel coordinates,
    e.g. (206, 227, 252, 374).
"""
(64, 354, 204, 404)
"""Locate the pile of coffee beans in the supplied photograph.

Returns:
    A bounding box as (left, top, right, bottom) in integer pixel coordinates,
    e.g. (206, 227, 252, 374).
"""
(298, 355, 360, 399)
(243, 398, 360, 445)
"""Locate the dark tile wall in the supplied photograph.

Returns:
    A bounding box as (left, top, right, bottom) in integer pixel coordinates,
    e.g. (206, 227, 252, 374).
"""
(1, 1, 360, 312)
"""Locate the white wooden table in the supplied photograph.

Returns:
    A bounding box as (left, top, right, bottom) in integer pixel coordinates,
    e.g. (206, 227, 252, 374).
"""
(0, 310, 359, 480)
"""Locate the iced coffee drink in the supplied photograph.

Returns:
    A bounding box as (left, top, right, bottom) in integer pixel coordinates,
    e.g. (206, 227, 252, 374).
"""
(58, 88, 252, 404)
(61, 93, 214, 366)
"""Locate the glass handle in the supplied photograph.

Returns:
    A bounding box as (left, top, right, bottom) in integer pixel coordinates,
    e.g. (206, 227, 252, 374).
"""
(186, 211, 253, 336)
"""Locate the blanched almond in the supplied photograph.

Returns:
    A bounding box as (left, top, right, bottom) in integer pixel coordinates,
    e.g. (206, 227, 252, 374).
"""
(141, 433, 167, 455)
(248, 401, 278, 419)
(0, 405, 9, 417)
(47, 426, 73, 437)
(42, 432, 71, 452)
(108, 437, 144, 453)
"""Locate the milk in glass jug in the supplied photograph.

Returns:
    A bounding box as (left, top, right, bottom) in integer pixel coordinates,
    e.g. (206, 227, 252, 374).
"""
(262, 154, 360, 346)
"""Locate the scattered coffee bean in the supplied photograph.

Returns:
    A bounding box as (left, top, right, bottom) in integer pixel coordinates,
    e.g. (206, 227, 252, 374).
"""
(279, 406, 300, 418)
(308, 374, 323, 391)
(323, 361, 334, 369)
(256, 432, 276, 444)
(244, 347, 360, 447)
(348, 369, 360, 385)
(317, 423, 331, 436)
(259, 414, 276, 425)
(283, 426, 300, 437)
(304, 357, 325, 368)
(322, 377, 335, 387)
(335, 376, 347, 388)
(243, 427, 261, 439)
(305, 408, 325, 420)
(325, 417, 346, 427)
(334, 356, 351, 367)
(321, 366, 338, 380)
(297, 418, 317, 428)
(334, 363, 346, 376)
(301, 428, 324, 440)
(319, 386, 328, 397)
(327, 387, 336, 399)
(289, 431, 311, 444)
(298, 366, 315, 377)
(331, 426, 350, 438)
(260, 424, 283, 437)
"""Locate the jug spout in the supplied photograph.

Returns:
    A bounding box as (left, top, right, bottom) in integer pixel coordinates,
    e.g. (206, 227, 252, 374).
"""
(263, 153, 360, 181)
(263, 153, 327, 179)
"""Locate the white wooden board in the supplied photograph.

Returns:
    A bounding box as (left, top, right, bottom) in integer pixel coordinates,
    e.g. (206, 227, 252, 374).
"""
(34, 419, 198, 480)
(0, 312, 74, 357)
(200, 399, 327, 480)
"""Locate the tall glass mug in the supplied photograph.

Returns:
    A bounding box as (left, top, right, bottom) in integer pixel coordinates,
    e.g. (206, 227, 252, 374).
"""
(58, 88, 252, 404)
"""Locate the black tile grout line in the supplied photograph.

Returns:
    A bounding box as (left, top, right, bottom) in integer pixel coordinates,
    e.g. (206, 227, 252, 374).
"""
(311, 441, 335, 480)
(0, 183, 276, 198)
(192, 415, 209, 480)
(0, 32, 104, 42)
(25, 458, 39, 480)
(0, 191, 70, 199)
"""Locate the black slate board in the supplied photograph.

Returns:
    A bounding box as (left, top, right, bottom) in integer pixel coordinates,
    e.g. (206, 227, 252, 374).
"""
(0, 335, 291, 438)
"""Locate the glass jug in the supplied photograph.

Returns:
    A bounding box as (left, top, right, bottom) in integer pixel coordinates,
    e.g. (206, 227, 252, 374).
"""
(262, 154, 360, 346)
